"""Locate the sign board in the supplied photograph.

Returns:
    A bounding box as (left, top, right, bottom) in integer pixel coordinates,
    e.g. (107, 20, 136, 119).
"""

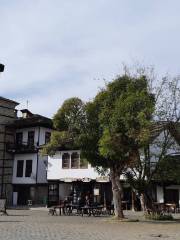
(94, 188, 99, 196)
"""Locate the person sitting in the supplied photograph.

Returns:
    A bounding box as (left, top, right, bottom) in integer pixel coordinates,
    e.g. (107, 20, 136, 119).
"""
(85, 195, 90, 207)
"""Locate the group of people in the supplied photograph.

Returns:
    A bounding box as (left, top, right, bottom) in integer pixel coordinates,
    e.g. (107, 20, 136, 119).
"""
(77, 194, 93, 207)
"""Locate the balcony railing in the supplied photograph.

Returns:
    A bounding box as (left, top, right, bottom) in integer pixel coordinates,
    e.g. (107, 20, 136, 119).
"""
(6, 142, 38, 153)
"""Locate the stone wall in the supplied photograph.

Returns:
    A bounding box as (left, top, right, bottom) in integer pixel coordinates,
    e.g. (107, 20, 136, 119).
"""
(0, 97, 18, 204)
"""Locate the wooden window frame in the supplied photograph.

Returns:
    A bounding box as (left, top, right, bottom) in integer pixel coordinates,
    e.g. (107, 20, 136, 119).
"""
(71, 152, 80, 169)
(62, 153, 70, 169)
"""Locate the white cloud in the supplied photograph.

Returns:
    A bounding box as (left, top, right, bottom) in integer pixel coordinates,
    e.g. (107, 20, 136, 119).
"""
(1, 0, 180, 117)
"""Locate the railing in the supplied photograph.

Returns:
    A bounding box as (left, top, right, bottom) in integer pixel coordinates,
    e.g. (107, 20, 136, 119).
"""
(6, 141, 38, 153)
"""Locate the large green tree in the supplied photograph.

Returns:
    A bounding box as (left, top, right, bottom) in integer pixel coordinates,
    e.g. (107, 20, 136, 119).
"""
(42, 97, 85, 155)
(43, 75, 155, 219)
(79, 75, 155, 218)
(125, 75, 180, 212)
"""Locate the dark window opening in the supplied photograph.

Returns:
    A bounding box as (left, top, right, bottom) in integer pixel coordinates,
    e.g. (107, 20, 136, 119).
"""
(25, 160, 32, 177)
(45, 132, 51, 144)
(16, 160, 24, 177)
(62, 153, 70, 168)
(16, 132, 23, 145)
(71, 152, 79, 168)
(28, 131, 34, 146)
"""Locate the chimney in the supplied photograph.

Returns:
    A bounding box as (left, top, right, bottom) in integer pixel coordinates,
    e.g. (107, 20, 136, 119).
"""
(20, 109, 33, 118)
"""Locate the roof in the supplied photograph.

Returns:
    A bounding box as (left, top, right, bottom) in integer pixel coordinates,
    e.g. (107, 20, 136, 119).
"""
(8, 112, 53, 129)
(149, 122, 167, 142)
(0, 96, 19, 106)
(149, 121, 180, 145)
(168, 122, 180, 144)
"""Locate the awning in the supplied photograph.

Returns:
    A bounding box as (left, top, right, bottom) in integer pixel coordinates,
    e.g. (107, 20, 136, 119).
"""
(96, 176, 109, 182)
(59, 178, 75, 182)
(59, 178, 92, 183)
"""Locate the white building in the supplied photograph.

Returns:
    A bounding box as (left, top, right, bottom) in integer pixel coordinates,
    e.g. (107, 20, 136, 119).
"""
(47, 123, 180, 209)
(150, 124, 180, 207)
(7, 109, 53, 205)
(47, 150, 111, 206)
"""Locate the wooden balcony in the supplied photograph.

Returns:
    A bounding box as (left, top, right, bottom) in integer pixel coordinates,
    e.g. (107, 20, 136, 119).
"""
(6, 141, 38, 153)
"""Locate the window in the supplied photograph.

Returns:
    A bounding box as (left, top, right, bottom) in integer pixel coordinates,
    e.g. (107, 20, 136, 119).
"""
(16, 160, 24, 177)
(45, 132, 51, 144)
(71, 152, 80, 168)
(28, 131, 34, 146)
(25, 160, 32, 177)
(16, 132, 23, 145)
(48, 184, 59, 203)
(62, 153, 70, 168)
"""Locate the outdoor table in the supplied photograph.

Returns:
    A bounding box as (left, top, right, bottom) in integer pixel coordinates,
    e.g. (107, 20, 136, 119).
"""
(153, 202, 165, 213)
(165, 203, 176, 213)
(53, 205, 66, 215)
(81, 205, 104, 217)
(65, 204, 81, 215)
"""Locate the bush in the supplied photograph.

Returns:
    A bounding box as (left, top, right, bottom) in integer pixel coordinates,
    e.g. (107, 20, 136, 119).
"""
(145, 212, 174, 221)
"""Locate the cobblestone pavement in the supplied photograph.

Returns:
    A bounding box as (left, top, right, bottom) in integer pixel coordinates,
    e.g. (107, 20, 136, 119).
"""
(0, 209, 179, 240)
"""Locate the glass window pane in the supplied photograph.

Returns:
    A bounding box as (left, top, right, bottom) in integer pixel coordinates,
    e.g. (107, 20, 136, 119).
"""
(16, 132, 23, 145)
(25, 160, 32, 177)
(71, 152, 79, 168)
(16, 160, 24, 177)
(62, 153, 70, 168)
(28, 131, 34, 146)
(45, 132, 51, 144)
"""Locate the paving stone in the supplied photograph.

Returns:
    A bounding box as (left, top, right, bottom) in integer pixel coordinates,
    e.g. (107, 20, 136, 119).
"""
(0, 210, 179, 240)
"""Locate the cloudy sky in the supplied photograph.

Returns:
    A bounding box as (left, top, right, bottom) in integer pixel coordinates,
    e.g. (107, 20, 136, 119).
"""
(0, 0, 180, 117)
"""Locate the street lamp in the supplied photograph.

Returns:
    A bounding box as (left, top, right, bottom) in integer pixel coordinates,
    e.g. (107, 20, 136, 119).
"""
(0, 64, 5, 72)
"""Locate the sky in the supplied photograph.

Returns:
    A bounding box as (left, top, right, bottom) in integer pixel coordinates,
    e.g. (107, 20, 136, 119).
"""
(0, 0, 180, 117)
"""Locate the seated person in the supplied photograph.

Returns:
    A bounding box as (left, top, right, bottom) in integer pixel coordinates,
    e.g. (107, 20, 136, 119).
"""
(84, 195, 90, 207)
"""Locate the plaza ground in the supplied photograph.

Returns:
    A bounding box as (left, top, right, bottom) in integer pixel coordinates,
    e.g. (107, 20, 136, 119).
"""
(0, 209, 179, 240)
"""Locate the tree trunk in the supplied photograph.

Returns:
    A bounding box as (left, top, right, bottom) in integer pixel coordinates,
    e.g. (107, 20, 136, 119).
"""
(140, 190, 154, 212)
(140, 193, 145, 211)
(131, 191, 135, 211)
(110, 168, 124, 219)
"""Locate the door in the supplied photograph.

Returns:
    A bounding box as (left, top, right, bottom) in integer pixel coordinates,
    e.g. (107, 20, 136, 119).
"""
(17, 186, 30, 205)
(164, 189, 179, 205)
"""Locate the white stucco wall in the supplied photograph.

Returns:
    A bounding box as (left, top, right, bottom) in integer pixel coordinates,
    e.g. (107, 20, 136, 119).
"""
(47, 151, 101, 180)
(13, 153, 48, 184)
(37, 154, 48, 183)
(13, 126, 52, 184)
(16, 127, 52, 146)
(156, 186, 164, 203)
(12, 153, 37, 184)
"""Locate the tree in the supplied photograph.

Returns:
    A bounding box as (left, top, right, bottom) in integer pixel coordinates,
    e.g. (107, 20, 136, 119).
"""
(42, 97, 85, 155)
(79, 75, 155, 218)
(125, 74, 180, 212)
(43, 75, 155, 219)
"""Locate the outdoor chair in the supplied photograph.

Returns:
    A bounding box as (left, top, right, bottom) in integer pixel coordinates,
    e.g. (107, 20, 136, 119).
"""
(0, 199, 8, 215)
(48, 207, 57, 216)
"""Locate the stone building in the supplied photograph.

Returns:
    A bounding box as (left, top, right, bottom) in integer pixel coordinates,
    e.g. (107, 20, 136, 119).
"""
(0, 97, 19, 204)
